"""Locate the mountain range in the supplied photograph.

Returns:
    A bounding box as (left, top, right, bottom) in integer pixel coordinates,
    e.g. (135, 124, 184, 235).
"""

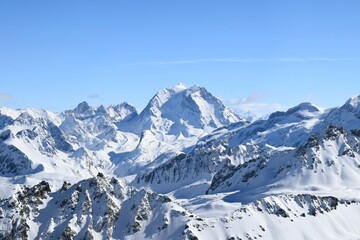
(1, 84, 360, 239)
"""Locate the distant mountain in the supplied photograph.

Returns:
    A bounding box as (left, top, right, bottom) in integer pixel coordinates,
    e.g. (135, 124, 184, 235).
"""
(112, 83, 243, 175)
(64, 101, 137, 121)
(236, 110, 263, 122)
(0, 83, 243, 182)
(1, 87, 360, 239)
(118, 83, 240, 135)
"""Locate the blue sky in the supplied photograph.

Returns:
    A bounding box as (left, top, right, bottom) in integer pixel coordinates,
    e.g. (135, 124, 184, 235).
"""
(1, 1, 360, 115)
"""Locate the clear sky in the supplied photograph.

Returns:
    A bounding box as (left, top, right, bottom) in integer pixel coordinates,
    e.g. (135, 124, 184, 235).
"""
(1, 1, 360, 115)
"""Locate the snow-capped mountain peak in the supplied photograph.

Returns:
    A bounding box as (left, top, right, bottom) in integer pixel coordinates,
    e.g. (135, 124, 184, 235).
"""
(63, 101, 95, 120)
(112, 84, 243, 174)
(342, 95, 360, 111)
(75, 101, 93, 114)
(286, 102, 320, 114)
(324, 95, 360, 129)
(106, 103, 138, 122)
(0, 106, 21, 119)
(2, 84, 359, 239)
(170, 82, 187, 91)
(64, 101, 137, 122)
(130, 84, 242, 134)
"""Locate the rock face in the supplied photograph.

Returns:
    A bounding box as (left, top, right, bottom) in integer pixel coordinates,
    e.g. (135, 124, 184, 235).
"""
(0, 176, 191, 240)
(0, 181, 51, 239)
(0, 142, 37, 176)
(1, 89, 360, 239)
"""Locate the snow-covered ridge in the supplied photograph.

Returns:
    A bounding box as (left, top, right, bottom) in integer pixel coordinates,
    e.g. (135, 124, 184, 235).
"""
(111, 84, 244, 175)
(0, 86, 360, 239)
(118, 83, 241, 135)
(0, 83, 242, 184)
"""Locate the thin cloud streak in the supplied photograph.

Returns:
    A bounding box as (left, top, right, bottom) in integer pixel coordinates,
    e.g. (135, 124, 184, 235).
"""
(0, 93, 12, 102)
(225, 92, 288, 117)
(120, 57, 360, 66)
(88, 93, 100, 99)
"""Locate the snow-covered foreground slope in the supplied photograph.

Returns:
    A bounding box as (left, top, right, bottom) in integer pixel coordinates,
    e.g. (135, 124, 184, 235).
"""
(1, 86, 360, 239)
(0, 175, 193, 240)
(2, 177, 360, 240)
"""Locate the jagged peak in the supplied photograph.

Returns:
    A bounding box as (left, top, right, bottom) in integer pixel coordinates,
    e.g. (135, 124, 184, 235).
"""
(148, 84, 217, 109)
(170, 82, 187, 92)
(346, 95, 360, 106)
(2, 107, 57, 123)
(106, 102, 138, 121)
(0, 106, 21, 119)
(342, 95, 360, 111)
(187, 84, 202, 92)
(111, 102, 137, 112)
(150, 84, 187, 104)
(96, 104, 107, 114)
(117, 84, 240, 136)
(74, 101, 93, 114)
(324, 95, 360, 129)
(62, 101, 137, 123)
(150, 84, 208, 106)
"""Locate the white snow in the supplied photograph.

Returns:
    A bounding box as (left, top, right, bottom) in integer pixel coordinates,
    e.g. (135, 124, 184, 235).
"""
(1, 86, 360, 239)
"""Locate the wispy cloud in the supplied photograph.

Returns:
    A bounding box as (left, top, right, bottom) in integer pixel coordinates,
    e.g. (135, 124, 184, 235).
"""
(226, 92, 288, 117)
(88, 93, 100, 99)
(0, 93, 12, 102)
(120, 57, 360, 66)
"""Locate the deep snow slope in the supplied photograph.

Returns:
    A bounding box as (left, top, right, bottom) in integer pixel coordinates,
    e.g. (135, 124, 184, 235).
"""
(1, 87, 360, 239)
